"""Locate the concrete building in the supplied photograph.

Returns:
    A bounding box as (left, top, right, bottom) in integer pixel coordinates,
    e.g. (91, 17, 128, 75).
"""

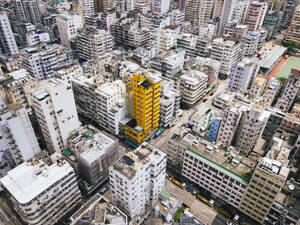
(116, 0, 135, 13)
(217, 103, 247, 146)
(78, 0, 94, 19)
(0, 12, 19, 56)
(94, 0, 116, 12)
(54, 64, 83, 86)
(150, 49, 185, 78)
(68, 125, 119, 184)
(239, 138, 290, 224)
(12, 0, 42, 26)
(160, 80, 180, 128)
(211, 38, 242, 75)
(262, 107, 284, 144)
(169, 9, 185, 25)
(72, 76, 127, 135)
(125, 73, 161, 146)
(198, 23, 215, 39)
(4, 69, 38, 107)
(57, 12, 83, 48)
(249, 75, 267, 99)
(30, 79, 81, 153)
(109, 143, 166, 219)
(175, 69, 208, 108)
(185, 0, 214, 26)
(286, 5, 300, 45)
(281, 0, 296, 28)
(0, 105, 40, 166)
(177, 33, 209, 58)
(21, 44, 74, 80)
(280, 113, 300, 136)
(276, 68, 300, 112)
(228, 57, 260, 92)
(182, 138, 251, 208)
(152, 29, 178, 53)
(76, 27, 113, 62)
(245, 1, 268, 32)
(236, 105, 270, 155)
(263, 10, 283, 40)
(260, 77, 281, 107)
(26, 30, 51, 47)
(0, 158, 82, 225)
(152, 0, 170, 14)
(70, 194, 128, 225)
(242, 31, 262, 56)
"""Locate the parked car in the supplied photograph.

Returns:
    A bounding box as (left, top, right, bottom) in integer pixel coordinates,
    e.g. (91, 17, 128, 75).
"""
(99, 186, 108, 195)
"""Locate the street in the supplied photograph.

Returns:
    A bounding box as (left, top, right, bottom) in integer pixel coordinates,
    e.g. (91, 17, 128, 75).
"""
(165, 179, 217, 225)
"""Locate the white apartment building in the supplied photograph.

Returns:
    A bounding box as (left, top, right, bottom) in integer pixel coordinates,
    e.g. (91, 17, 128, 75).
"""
(5, 69, 38, 106)
(199, 24, 215, 38)
(242, 31, 262, 56)
(176, 70, 208, 108)
(217, 102, 248, 146)
(169, 9, 185, 25)
(117, 0, 135, 13)
(26, 30, 51, 47)
(0, 105, 40, 166)
(160, 80, 180, 128)
(54, 64, 83, 86)
(57, 12, 83, 48)
(72, 76, 127, 135)
(76, 27, 113, 62)
(152, 0, 170, 14)
(30, 79, 81, 153)
(150, 49, 185, 78)
(0, 158, 82, 225)
(68, 125, 119, 184)
(0, 12, 19, 56)
(78, 0, 94, 19)
(152, 29, 178, 53)
(185, 0, 213, 26)
(236, 105, 270, 155)
(109, 143, 166, 219)
(276, 68, 300, 112)
(22, 44, 74, 80)
(182, 141, 250, 208)
(228, 57, 260, 92)
(177, 33, 209, 58)
(211, 38, 242, 75)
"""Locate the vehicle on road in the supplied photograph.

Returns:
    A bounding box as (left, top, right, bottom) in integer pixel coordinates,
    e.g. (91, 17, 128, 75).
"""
(171, 177, 186, 189)
(227, 222, 233, 225)
(196, 194, 214, 207)
(99, 186, 108, 195)
(203, 99, 207, 103)
(233, 214, 239, 223)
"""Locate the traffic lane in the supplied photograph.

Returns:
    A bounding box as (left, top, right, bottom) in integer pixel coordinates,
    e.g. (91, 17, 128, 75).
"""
(164, 179, 217, 225)
(212, 213, 229, 225)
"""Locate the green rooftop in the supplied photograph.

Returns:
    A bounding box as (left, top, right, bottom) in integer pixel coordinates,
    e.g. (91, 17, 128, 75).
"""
(186, 148, 250, 184)
(63, 149, 73, 158)
(276, 57, 300, 79)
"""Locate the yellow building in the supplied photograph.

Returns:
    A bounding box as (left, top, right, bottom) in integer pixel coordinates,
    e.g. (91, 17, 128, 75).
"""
(125, 73, 161, 146)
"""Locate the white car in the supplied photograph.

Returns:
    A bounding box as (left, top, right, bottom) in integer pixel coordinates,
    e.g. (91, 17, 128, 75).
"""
(227, 222, 233, 225)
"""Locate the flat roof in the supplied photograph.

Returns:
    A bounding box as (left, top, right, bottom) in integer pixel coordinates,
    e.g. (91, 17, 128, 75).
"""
(0, 160, 73, 204)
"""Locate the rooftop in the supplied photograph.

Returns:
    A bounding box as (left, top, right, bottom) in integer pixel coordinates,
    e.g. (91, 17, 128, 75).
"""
(0, 159, 73, 204)
(187, 139, 254, 184)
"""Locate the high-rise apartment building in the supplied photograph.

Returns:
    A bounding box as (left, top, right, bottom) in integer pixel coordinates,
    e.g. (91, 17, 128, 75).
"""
(152, 29, 178, 53)
(72, 77, 127, 135)
(116, 0, 135, 12)
(281, 0, 296, 28)
(177, 0, 187, 11)
(21, 44, 74, 80)
(76, 27, 113, 62)
(263, 10, 283, 40)
(78, 0, 95, 19)
(0, 12, 19, 56)
(286, 5, 300, 45)
(57, 13, 83, 49)
(125, 73, 161, 146)
(109, 143, 166, 219)
(30, 79, 81, 153)
(245, 1, 268, 32)
(236, 105, 270, 155)
(95, 0, 116, 12)
(12, 0, 42, 26)
(211, 38, 241, 75)
(152, 0, 170, 14)
(228, 57, 260, 92)
(0, 105, 40, 166)
(239, 138, 290, 224)
(0, 158, 82, 225)
(185, 0, 213, 26)
(276, 68, 300, 112)
(68, 125, 120, 184)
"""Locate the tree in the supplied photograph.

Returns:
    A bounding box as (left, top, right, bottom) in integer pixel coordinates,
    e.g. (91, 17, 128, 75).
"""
(284, 41, 299, 50)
